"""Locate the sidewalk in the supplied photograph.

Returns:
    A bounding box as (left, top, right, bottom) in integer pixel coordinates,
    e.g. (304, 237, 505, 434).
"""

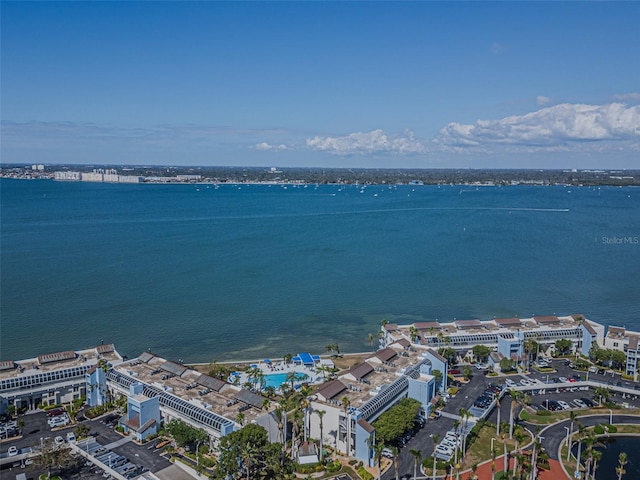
(458, 454, 568, 480)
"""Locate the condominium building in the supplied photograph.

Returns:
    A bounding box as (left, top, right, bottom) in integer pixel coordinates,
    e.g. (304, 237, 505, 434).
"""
(308, 340, 442, 465)
(603, 326, 640, 379)
(99, 352, 279, 447)
(0, 344, 123, 413)
(383, 314, 603, 362)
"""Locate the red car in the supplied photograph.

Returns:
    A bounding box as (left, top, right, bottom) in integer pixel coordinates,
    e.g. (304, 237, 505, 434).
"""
(47, 408, 66, 417)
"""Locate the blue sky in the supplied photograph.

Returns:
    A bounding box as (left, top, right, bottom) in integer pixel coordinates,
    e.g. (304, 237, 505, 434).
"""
(2, 1, 639, 169)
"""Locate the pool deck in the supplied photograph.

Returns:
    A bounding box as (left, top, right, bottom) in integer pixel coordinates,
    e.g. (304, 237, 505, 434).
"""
(233, 357, 335, 391)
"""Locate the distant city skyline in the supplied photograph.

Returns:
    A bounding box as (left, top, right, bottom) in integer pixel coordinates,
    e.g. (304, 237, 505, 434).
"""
(2, 1, 639, 169)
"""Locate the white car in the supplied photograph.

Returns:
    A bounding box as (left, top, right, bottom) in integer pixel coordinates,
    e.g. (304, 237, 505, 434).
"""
(440, 439, 457, 449)
(557, 400, 571, 410)
(436, 445, 453, 455)
(475, 363, 489, 370)
(49, 418, 69, 428)
(572, 399, 587, 409)
(505, 379, 516, 388)
(381, 448, 394, 458)
(66, 432, 77, 443)
(8, 446, 19, 457)
(54, 436, 65, 446)
(559, 377, 568, 383)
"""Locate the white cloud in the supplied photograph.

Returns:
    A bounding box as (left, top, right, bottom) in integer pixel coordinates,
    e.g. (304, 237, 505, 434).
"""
(536, 96, 553, 106)
(435, 103, 640, 148)
(613, 92, 640, 103)
(254, 142, 288, 151)
(306, 129, 426, 156)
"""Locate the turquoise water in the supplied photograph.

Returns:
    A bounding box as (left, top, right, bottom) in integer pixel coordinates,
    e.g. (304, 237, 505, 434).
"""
(1, 179, 639, 362)
(262, 372, 308, 390)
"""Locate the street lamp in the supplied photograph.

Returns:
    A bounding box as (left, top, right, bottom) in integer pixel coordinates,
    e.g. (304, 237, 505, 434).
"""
(564, 426, 571, 461)
(609, 409, 613, 425)
(196, 440, 203, 474)
(491, 437, 495, 452)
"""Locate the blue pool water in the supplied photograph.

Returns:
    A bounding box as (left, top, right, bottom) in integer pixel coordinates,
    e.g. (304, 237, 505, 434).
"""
(262, 372, 308, 389)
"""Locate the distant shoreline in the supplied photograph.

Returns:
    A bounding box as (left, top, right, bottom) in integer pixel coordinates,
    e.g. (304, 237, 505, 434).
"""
(2, 164, 639, 187)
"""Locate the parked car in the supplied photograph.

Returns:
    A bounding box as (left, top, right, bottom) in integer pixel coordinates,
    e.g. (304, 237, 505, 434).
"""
(381, 448, 394, 458)
(436, 445, 453, 456)
(66, 432, 77, 443)
(475, 363, 489, 370)
(557, 400, 571, 410)
(573, 399, 587, 409)
(54, 436, 65, 446)
(8, 446, 19, 456)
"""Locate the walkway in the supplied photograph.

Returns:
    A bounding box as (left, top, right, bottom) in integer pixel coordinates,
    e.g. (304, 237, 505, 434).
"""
(103, 435, 134, 450)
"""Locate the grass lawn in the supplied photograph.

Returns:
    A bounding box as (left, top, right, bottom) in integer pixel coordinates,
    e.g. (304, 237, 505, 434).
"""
(461, 424, 531, 471)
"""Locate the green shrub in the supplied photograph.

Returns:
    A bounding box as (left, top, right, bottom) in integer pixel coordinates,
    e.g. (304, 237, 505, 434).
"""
(593, 425, 604, 434)
(349, 459, 358, 466)
(357, 466, 374, 480)
(326, 460, 341, 473)
(607, 424, 618, 433)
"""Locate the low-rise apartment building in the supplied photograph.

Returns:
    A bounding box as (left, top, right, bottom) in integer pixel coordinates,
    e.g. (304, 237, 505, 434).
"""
(0, 344, 122, 414)
(603, 326, 640, 379)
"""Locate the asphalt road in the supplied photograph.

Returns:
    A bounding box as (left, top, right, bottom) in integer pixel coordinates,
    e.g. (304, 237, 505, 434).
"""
(532, 414, 640, 462)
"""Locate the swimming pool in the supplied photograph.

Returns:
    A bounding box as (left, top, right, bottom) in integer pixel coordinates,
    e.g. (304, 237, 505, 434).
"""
(262, 372, 308, 389)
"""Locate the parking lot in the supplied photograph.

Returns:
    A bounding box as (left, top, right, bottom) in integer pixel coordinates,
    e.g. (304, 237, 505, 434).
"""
(1, 408, 172, 480)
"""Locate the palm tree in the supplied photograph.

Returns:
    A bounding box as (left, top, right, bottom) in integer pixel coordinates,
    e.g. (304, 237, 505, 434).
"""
(509, 389, 520, 438)
(459, 408, 470, 456)
(409, 326, 419, 343)
(431, 434, 439, 480)
(286, 370, 298, 391)
(315, 409, 326, 463)
(283, 353, 292, 365)
(300, 396, 310, 442)
(590, 448, 602, 480)
(495, 393, 501, 436)
(341, 396, 351, 456)
(616, 452, 628, 480)
(575, 422, 585, 474)
(512, 427, 527, 477)
(373, 442, 385, 480)
(567, 411, 578, 461)
(367, 332, 376, 350)
(501, 432, 508, 475)
(410, 448, 422, 480)
(289, 407, 302, 462)
(391, 446, 400, 480)
(583, 432, 597, 480)
(240, 441, 259, 480)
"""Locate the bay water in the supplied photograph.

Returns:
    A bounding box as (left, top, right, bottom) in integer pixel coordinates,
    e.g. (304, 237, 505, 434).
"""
(1, 179, 638, 363)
